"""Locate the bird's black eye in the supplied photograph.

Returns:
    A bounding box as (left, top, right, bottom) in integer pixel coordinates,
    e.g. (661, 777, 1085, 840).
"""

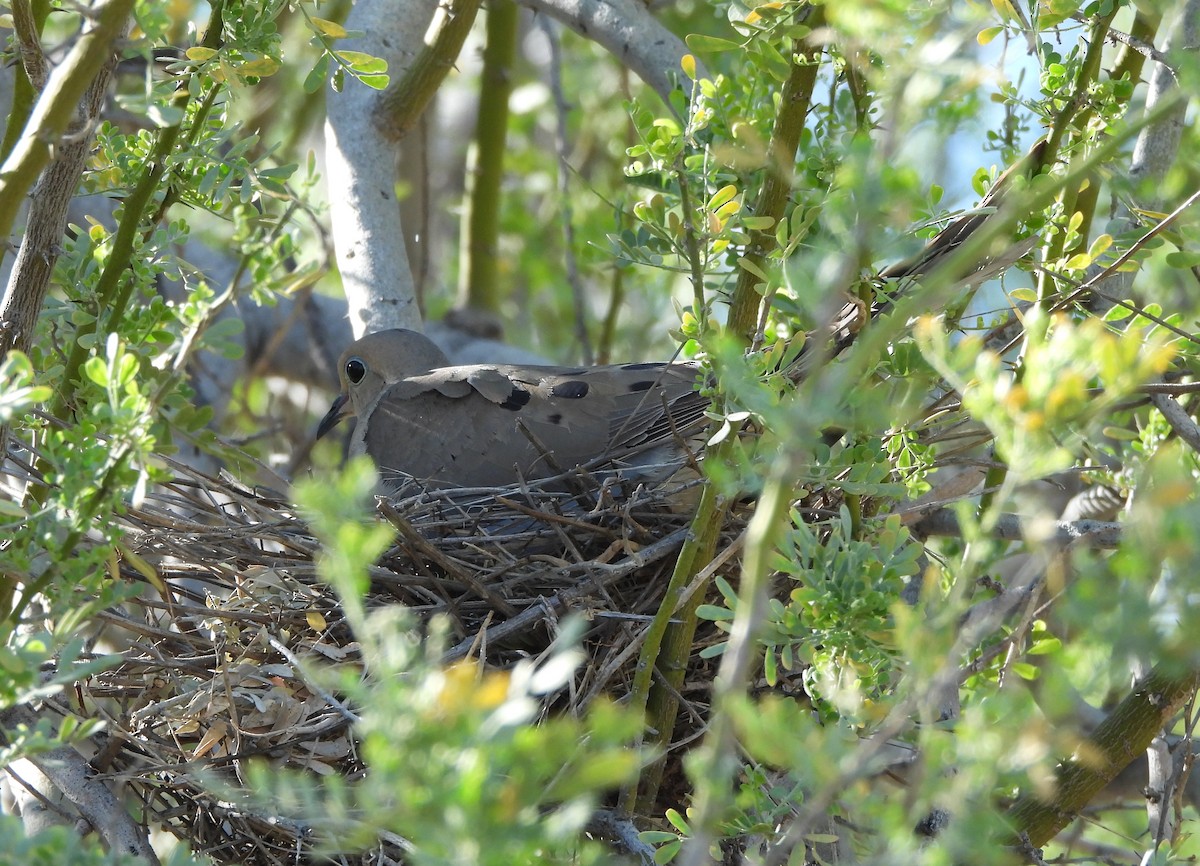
(346, 357, 367, 384)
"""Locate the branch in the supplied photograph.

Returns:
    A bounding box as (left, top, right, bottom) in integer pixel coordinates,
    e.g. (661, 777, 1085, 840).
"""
(0, 0, 135, 245)
(1151, 392, 1200, 454)
(376, 0, 484, 141)
(726, 7, 825, 341)
(324, 0, 442, 336)
(1, 706, 161, 864)
(538, 17, 593, 362)
(1, 27, 122, 359)
(518, 0, 692, 107)
(1007, 664, 1200, 847)
(457, 0, 520, 314)
(0, 0, 50, 169)
(910, 508, 1123, 549)
(10, 0, 48, 91)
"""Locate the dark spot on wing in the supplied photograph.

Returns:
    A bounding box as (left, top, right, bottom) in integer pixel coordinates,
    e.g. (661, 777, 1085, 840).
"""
(551, 380, 589, 399)
(622, 362, 666, 371)
(557, 369, 586, 376)
(548, 413, 563, 424)
(628, 380, 656, 392)
(500, 388, 532, 410)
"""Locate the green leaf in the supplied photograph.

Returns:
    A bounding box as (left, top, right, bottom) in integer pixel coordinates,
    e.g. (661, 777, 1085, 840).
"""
(359, 74, 390, 90)
(707, 184, 737, 211)
(336, 50, 388, 74)
(309, 16, 348, 38)
(304, 54, 330, 93)
(737, 256, 769, 281)
(696, 604, 735, 621)
(1028, 635, 1063, 655)
(83, 357, 108, 387)
(665, 808, 692, 834)
(185, 46, 218, 62)
(654, 839, 682, 864)
(685, 33, 741, 52)
(1088, 233, 1113, 260)
(1164, 250, 1200, 268)
(639, 831, 680, 845)
(977, 25, 1004, 45)
(1102, 425, 1139, 440)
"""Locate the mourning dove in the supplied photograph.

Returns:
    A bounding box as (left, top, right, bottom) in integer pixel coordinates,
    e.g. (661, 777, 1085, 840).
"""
(316, 329, 709, 489)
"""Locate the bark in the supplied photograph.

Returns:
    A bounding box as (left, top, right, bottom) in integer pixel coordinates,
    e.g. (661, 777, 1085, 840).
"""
(0, 39, 121, 358)
(323, 0, 440, 336)
(519, 0, 695, 107)
(0, 0, 134, 245)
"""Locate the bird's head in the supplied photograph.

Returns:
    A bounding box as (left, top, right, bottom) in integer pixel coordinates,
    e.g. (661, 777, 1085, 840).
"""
(316, 328, 451, 440)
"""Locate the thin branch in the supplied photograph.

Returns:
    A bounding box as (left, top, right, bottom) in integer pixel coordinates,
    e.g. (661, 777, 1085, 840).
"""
(377, 0, 484, 142)
(540, 16, 593, 363)
(910, 508, 1123, 549)
(1055, 183, 1200, 310)
(519, 0, 694, 108)
(1101, 19, 1173, 71)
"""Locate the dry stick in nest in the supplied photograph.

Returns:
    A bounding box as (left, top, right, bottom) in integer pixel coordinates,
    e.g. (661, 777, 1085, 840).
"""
(441, 526, 691, 662)
(379, 499, 519, 617)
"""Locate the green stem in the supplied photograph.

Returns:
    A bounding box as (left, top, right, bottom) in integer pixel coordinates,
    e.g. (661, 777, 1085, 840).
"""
(378, 0, 483, 141)
(50, 91, 190, 420)
(618, 477, 729, 815)
(680, 457, 792, 861)
(726, 7, 825, 340)
(1035, 9, 1116, 306)
(1007, 663, 1200, 846)
(457, 0, 519, 313)
(0, 0, 50, 162)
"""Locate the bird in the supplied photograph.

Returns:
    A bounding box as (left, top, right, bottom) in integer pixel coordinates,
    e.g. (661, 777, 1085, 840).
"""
(316, 329, 710, 490)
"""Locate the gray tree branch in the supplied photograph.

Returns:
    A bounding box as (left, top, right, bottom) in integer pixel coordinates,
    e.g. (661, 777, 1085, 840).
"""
(518, 0, 694, 107)
(0, 706, 160, 864)
(323, 0, 439, 337)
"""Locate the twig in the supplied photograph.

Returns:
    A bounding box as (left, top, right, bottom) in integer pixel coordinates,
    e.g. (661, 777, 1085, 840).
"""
(539, 15, 593, 363)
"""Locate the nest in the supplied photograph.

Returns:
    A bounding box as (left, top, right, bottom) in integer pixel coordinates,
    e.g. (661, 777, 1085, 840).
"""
(16, 449, 801, 865)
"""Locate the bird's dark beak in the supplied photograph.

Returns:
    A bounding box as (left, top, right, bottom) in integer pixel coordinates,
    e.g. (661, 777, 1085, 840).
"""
(316, 393, 350, 440)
